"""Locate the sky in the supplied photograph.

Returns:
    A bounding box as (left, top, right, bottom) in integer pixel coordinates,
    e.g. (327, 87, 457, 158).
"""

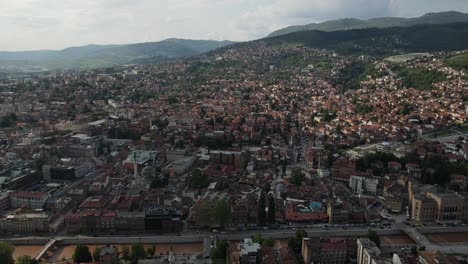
(1, 0, 468, 51)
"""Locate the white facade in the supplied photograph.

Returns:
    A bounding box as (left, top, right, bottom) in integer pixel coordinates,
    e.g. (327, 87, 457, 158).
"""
(350, 176, 365, 194)
(10, 192, 51, 209)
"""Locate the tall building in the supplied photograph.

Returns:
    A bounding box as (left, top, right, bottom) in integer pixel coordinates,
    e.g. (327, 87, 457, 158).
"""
(239, 238, 261, 264)
(357, 238, 384, 264)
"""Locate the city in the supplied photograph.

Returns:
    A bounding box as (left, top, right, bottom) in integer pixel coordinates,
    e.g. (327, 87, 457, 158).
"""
(0, 2, 468, 264)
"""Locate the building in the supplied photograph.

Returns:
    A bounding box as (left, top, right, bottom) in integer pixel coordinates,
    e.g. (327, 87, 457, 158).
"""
(409, 181, 468, 223)
(10, 192, 51, 209)
(122, 150, 159, 171)
(144, 207, 182, 233)
(418, 251, 459, 264)
(1, 213, 49, 234)
(0, 168, 39, 190)
(42, 164, 93, 182)
(411, 194, 438, 222)
(302, 237, 350, 264)
(327, 200, 349, 224)
(349, 176, 379, 195)
(302, 238, 321, 264)
(239, 238, 261, 264)
(320, 238, 348, 264)
(115, 211, 145, 233)
(99, 246, 119, 264)
(0, 192, 10, 212)
(350, 176, 365, 194)
(209, 150, 248, 169)
(357, 238, 384, 264)
(430, 192, 465, 223)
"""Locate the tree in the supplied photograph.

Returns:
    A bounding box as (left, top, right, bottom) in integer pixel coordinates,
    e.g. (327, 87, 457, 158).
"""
(289, 168, 304, 186)
(288, 229, 308, 254)
(251, 234, 264, 244)
(189, 168, 211, 189)
(215, 198, 232, 228)
(0, 242, 14, 264)
(211, 240, 228, 263)
(263, 237, 275, 247)
(17, 255, 39, 264)
(146, 246, 155, 258)
(122, 246, 130, 262)
(367, 229, 380, 247)
(93, 247, 101, 262)
(258, 191, 266, 225)
(72, 245, 92, 264)
(131, 243, 146, 260)
(268, 194, 276, 224)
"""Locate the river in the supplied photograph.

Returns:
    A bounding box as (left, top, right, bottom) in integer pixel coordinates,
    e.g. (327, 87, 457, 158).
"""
(13, 243, 203, 263)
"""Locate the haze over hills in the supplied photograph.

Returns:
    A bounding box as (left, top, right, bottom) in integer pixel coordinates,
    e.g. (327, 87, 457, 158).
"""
(0, 38, 235, 71)
(268, 11, 468, 37)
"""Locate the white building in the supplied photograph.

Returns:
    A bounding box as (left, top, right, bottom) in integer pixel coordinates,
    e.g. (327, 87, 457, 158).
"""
(350, 176, 365, 194)
(350, 176, 380, 195)
(240, 238, 261, 264)
(357, 238, 385, 264)
(10, 192, 51, 209)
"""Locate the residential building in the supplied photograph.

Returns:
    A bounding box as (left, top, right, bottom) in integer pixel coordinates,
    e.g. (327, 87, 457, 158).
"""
(10, 192, 51, 209)
(357, 238, 384, 264)
(240, 238, 261, 264)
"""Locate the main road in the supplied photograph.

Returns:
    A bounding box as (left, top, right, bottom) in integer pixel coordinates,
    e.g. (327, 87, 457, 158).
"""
(5, 225, 468, 254)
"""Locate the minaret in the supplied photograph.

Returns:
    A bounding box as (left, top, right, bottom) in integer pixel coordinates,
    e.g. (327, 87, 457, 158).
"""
(133, 150, 138, 184)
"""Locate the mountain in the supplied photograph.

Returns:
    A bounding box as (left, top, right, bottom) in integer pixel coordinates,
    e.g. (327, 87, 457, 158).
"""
(268, 11, 468, 37)
(0, 39, 235, 71)
(263, 23, 468, 56)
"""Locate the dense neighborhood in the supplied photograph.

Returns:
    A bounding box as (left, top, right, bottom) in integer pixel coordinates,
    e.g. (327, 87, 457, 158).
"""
(0, 41, 467, 263)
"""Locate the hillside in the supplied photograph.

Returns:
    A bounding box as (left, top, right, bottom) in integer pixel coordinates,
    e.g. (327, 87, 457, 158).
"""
(262, 23, 468, 56)
(0, 39, 235, 71)
(447, 52, 468, 70)
(268, 11, 468, 37)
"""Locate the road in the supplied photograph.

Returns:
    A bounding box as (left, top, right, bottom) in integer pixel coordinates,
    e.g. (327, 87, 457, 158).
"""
(5, 225, 468, 254)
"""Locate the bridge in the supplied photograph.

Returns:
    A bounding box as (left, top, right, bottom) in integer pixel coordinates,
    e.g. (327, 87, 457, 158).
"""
(35, 238, 57, 261)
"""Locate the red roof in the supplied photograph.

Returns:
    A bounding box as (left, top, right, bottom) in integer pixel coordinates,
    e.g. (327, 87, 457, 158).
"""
(11, 192, 47, 198)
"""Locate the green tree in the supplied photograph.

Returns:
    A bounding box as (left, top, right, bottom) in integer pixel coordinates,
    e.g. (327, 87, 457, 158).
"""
(268, 194, 276, 224)
(189, 168, 211, 189)
(215, 198, 232, 228)
(211, 240, 228, 263)
(258, 191, 266, 225)
(263, 237, 275, 247)
(131, 243, 146, 260)
(122, 246, 130, 262)
(168, 96, 178, 104)
(367, 229, 380, 247)
(72, 245, 92, 264)
(93, 247, 101, 262)
(0, 242, 14, 264)
(16, 255, 39, 264)
(288, 229, 308, 254)
(251, 234, 264, 244)
(289, 168, 305, 186)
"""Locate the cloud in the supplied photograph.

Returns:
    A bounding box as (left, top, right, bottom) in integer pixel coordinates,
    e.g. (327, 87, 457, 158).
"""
(0, 0, 467, 50)
(234, 0, 399, 39)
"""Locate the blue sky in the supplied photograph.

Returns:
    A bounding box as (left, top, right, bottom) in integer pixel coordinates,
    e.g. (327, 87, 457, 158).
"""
(1, 0, 467, 51)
